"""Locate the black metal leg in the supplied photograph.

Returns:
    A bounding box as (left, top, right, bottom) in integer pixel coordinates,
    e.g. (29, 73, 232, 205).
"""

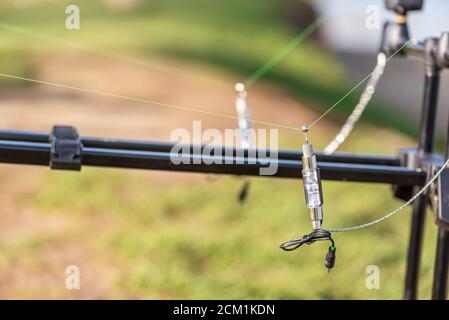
(404, 42, 441, 300)
(404, 193, 427, 300)
(431, 60, 449, 299)
(432, 228, 449, 299)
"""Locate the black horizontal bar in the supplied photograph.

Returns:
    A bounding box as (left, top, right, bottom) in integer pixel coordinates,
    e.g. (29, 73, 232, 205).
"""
(0, 129, 399, 166)
(0, 140, 425, 185)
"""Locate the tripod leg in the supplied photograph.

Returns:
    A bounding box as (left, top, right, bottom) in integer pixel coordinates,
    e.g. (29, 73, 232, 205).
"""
(404, 57, 440, 300)
(431, 228, 449, 299)
(404, 193, 427, 299)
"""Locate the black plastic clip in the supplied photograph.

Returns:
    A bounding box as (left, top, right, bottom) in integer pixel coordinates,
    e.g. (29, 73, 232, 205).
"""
(49, 126, 83, 171)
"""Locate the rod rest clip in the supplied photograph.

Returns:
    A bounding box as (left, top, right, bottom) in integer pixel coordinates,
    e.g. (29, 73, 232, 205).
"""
(49, 126, 83, 171)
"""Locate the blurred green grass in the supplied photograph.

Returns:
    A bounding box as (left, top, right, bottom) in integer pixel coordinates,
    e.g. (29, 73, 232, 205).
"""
(0, 0, 438, 299)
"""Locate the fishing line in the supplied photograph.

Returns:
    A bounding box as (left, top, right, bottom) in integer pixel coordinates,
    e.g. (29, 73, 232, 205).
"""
(244, 14, 329, 88)
(0, 21, 229, 88)
(323, 39, 417, 154)
(0, 17, 328, 134)
(323, 52, 386, 154)
(325, 157, 449, 233)
(0, 14, 326, 90)
(0, 72, 302, 133)
(307, 39, 414, 131)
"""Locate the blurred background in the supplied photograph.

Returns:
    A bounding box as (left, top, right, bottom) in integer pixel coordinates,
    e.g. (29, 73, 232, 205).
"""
(0, 0, 447, 299)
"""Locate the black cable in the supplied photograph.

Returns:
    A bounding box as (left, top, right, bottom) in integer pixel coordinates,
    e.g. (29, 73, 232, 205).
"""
(280, 229, 334, 250)
(280, 229, 337, 270)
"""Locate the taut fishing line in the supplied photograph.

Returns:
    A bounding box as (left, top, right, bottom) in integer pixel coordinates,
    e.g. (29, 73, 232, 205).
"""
(307, 39, 413, 131)
(0, 21, 229, 88)
(0, 72, 304, 133)
(0, 15, 327, 135)
(320, 39, 413, 155)
(323, 52, 386, 155)
(243, 14, 330, 88)
(326, 157, 449, 233)
(0, 13, 328, 91)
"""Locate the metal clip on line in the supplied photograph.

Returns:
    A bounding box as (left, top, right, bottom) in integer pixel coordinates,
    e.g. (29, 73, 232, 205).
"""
(280, 125, 336, 271)
(235, 83, 253, 203)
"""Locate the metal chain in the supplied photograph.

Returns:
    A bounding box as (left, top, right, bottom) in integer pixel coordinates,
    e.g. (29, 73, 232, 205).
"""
(325, 157, 449, 233)
(323, 52, 386, 155)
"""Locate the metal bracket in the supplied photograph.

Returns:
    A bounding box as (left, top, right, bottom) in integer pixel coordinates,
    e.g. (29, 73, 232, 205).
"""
(421, 151, 444, 202)
(394, 147, 449, 229)
(49, 126, 82, 171)
(426, 157, 449, 230)
(394, 149, 444, 203)
(413, 151, 449, 230)
(435, 168, 449, 230)
(393, 148, 420, 200)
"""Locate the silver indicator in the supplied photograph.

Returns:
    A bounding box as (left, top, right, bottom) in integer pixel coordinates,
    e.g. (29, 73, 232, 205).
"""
(302, 169, 322, 208)
(301, 143, 324, 229)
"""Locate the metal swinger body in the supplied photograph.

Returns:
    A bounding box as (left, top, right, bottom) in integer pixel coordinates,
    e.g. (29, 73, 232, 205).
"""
(279, 125, 336, 271)
(301, 139, 324, 230)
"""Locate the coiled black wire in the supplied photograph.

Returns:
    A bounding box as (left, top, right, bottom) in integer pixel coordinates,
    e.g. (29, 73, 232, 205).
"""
(280, 229, 334, 251)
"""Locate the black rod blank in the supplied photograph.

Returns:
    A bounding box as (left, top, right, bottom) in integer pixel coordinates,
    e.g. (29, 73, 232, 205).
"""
(0, 139, 424, 185)
(0, 129, 399, 166)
